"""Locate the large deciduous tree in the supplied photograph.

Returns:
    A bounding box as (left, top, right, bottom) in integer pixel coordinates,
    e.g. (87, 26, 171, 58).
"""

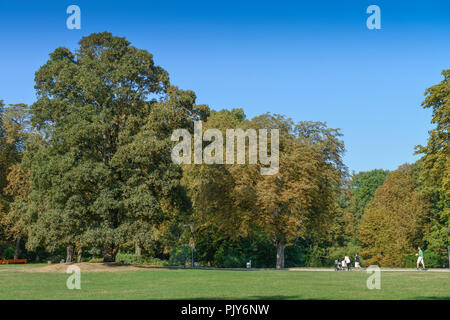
(414, 69, 450, 265)
(0, 103, 33, 259)
(24, 32, 207, 262)
(184, 111, 345, 268)
(246, 116, 345, 268)
(358, 164, 430, 267)
(347, 169, 389, 225)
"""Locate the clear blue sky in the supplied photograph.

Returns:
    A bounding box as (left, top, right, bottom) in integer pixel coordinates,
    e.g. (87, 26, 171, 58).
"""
(1, 0, 449, 173)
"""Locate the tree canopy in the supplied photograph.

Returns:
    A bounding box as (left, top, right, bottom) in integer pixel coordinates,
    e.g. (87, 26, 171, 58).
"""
(1, 33, 448, 268)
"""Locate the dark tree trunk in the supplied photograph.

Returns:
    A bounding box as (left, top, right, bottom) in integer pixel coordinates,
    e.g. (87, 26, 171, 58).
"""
(77, 247, 83, 263)
(14, 237, 21, 260)
(103, 243, 119, 262)
(275, 238, 286, 269)
(66, 245, 74, 263)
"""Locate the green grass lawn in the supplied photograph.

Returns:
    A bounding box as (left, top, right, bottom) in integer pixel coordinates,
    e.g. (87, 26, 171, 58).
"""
(1, 265, 449, 300)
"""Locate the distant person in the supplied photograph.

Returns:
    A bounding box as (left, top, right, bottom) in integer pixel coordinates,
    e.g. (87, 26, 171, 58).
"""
(341, 259, 347, 269)
(416, 246, 426, 270)
(355, 253, 361, 269)
(344, 254, 351, 271)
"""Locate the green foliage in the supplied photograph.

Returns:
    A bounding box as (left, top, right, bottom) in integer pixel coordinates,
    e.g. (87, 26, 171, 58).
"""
(348, 169, 389, 222)
(326, 243, 363, 267)
(359, 164, 430, 267)
(414, 70, 450, 266)
(1, 36, 449, 270)
(115, 252, 168, 266)
(168, 246, 192, 266)
(0, 246, 14, 259)
(14, 32, 206, 261)
(209, 238, 276, 268)
(302, 245, 327, 267)
(27, 246, 66, 263)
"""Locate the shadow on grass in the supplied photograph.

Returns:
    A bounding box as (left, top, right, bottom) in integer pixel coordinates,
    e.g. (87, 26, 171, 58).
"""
(249, 295, 304, 300)
(133, 265, 272, 272)
(186, 296, 450, 300)
(172, 295, 301, 300)
(414, 296, 450, 300)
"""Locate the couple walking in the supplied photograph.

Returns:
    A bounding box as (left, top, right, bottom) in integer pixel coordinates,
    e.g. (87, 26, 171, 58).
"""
(342, 253, 361, 270)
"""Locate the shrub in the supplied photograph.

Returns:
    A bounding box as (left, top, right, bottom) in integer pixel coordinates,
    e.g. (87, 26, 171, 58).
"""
(115, 253, 168, 266)
(0, 247, 14, 259)
(168, 246, 191, 266)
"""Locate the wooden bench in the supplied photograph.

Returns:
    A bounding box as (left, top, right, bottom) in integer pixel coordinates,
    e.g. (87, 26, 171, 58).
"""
(0, 259, 27, 264)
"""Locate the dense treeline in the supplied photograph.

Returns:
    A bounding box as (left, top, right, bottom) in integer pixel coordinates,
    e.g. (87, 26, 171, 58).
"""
(0, 33, 448, 267)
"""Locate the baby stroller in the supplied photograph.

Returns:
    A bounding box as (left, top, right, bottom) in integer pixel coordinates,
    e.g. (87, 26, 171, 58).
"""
(334, 259, 345, 271)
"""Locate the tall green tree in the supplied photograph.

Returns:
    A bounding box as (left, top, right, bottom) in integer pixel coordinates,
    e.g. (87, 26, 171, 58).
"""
(348, 169, 389, 224)
(246, 117, 346, 268)
(0, 103, 33, 259)
(183, 112, 345, 268)
(22, 32, 207, 262)
(415, 69, 450, 264)
(359, 164, 430, 267)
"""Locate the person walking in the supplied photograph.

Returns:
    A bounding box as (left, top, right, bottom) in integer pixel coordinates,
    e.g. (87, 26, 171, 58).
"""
(344, 254, 351, 271)
(416, 246, 426, 270)
(354, 253, 361, 269)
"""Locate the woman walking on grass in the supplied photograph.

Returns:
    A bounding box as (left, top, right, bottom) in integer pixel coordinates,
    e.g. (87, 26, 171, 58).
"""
(344, 254, 351, 271)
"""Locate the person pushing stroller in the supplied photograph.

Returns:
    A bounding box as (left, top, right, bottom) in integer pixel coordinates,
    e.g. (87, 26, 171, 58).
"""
(334, 255, 351, 271)
(344, 254, 351, 271)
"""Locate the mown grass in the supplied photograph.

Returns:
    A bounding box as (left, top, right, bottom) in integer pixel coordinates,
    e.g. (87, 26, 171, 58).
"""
(0, 266, 449, 300)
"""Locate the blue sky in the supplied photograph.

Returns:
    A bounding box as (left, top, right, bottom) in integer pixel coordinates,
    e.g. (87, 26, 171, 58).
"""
(1, 0, 449, 173)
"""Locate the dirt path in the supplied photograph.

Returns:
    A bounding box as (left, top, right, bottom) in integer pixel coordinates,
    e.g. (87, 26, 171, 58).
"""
(1, 263, 449, 273)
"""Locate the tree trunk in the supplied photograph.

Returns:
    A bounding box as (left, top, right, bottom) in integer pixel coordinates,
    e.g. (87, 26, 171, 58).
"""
(77, 247, 83, 263)
(276, 238, 286, 269)
(103, 243, 119, 262)
(135, 242, 141, 256)
(14, 237, 21, 260)
(66, 245, 74, 263)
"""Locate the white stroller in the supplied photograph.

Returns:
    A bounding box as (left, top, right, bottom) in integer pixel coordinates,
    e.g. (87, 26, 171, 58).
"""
(335, 259, 345, 271)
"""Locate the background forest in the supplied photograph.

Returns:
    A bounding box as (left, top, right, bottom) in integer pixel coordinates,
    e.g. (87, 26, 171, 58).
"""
(0, 33, 448, 268)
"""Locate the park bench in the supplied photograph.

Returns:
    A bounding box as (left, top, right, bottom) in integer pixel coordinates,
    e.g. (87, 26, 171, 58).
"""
(0, 259, 27, 264)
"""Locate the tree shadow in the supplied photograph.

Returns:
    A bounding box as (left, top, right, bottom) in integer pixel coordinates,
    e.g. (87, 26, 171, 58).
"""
(413, 296, 450, 300)
(133, 265, 271, 272)
(171, 295, 301, 300)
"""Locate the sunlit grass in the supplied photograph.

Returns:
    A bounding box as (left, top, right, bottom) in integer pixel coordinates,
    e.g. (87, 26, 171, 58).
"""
(1, 265, 448, 300)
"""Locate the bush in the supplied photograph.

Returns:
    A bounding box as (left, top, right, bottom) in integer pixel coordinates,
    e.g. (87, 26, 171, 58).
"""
(403, 255, 417, 268)
(326, 244, 363, 267)
(213, 246, 245, 268)
(1, 247, 15, 259)
(401, 249, 447, 268)
(115, 253, 168, 266)
(168, 246, 192, 266)
(284, 246, 305, 267)
(26, 247, 66, 263)
(194, 230, 276, 268)
(424, 249, 448, 268)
